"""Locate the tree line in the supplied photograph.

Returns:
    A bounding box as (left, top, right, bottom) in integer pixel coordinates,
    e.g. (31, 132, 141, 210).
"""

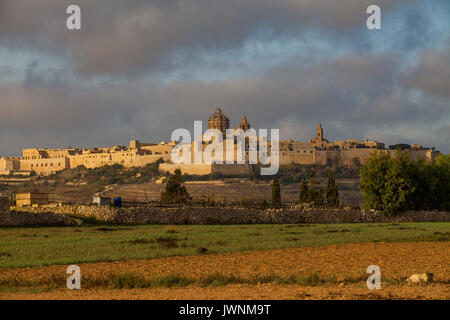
(161, 151, 449, 216)
(161, 168, 341, 208)
(270, 169, 339, 208)
(359, 151, 450, 215)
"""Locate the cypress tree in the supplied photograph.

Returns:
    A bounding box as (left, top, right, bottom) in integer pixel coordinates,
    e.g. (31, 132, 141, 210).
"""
(298, 179, 309, 203)
(307, 169, 324, 205)
(271, 178, 281, 207)
(325, 170, 339, 207)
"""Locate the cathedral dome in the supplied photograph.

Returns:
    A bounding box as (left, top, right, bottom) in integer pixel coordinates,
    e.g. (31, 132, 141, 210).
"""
(208, 107, 230, 135)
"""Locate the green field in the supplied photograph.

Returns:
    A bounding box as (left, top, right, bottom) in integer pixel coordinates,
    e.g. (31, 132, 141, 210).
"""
(0, 222, 449, 268)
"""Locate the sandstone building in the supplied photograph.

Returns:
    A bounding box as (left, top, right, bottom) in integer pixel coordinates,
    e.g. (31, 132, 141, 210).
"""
(0, 107, 440, 176)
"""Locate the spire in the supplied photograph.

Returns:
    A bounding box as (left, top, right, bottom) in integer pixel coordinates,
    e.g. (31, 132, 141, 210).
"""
(239, 113, 250, 131)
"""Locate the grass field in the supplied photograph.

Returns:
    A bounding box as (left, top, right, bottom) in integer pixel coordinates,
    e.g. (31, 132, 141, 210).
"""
(0, 222, 448, 268)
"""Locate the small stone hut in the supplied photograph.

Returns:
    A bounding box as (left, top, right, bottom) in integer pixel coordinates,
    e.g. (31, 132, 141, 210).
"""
(15, 192, 49, 206)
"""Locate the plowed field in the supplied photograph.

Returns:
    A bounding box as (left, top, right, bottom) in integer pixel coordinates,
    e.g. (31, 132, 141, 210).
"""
(0, 242, 448, 300)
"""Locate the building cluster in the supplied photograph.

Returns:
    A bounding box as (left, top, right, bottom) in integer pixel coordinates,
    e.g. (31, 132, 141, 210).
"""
(0, 107, 439, 176)
(0, 141, 174, 175)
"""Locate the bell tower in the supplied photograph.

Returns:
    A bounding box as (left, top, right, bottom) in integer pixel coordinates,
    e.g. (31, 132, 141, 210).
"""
(316, 123, 324, 141)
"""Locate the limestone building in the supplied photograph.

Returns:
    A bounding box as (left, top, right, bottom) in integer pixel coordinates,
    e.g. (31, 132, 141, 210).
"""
(1, 141, 174, 175)
(0, 107, 440, 176)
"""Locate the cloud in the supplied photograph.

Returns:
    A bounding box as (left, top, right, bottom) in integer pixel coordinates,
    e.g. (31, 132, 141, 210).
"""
(0, 0, 448, 156)
(0, 0, 413, 76)
(402, 48, 450, 99)
(1, 50, 448, 156)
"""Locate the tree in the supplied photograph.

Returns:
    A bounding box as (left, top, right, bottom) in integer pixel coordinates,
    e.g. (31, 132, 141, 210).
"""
(359, 151, 390, 212)
(406, 158, 437, 210)
(307, 169, 324, 205)
(271, 178, 281, 207)
(298, 179, 309, 203)
(360, 151, 416, 215)
(434, 154, 450, 211)
(382, 152, 416, 214)
(325, 170, 339, 207)
(160, 169, 190, 203)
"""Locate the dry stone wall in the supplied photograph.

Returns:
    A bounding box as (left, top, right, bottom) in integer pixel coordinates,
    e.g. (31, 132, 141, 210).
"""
(2, 202, 81, 226)
(8, 205, 450, 225)
(5, 211, 82, 226)
(0, 197, 10, 225)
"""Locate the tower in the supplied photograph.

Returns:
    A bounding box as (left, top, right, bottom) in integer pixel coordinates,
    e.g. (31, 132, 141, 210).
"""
(238, 113, 250, 132)
(208, 107, 230, 135)
(316, 123, 324, 141)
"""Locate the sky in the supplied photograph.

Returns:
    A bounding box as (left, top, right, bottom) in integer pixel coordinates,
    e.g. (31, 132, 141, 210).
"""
(0, 0, 449, 156)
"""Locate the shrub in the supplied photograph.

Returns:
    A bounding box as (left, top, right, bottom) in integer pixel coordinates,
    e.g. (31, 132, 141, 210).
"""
(151, 274, 192, 288)
(110, 273, 149, 289)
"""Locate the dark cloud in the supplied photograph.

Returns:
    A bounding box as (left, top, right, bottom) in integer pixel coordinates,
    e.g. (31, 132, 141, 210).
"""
(402, 48, 450, 99)
(1, 51, 448, 156)
(0, 0, 448, 156)
(0, 0, 413, 76)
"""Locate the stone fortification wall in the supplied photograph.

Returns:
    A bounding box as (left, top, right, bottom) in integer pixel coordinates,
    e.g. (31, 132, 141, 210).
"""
(159, 163, 213, 175)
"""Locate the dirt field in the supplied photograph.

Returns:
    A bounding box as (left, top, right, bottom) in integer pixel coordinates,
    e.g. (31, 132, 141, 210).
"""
(2, 283, 449, 300)
(1, 242, 448, 300)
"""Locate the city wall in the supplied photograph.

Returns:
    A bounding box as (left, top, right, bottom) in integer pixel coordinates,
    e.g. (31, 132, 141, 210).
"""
(312, 149, 438, 167)
(279, 152, 315, 165)
(159, 163, 213, 175)
(211, 164, 254, 175)
(159, 163, 254, 176)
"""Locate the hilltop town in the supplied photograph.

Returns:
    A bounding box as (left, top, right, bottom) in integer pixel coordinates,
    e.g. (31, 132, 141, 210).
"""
(0, 108, 439, 177)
